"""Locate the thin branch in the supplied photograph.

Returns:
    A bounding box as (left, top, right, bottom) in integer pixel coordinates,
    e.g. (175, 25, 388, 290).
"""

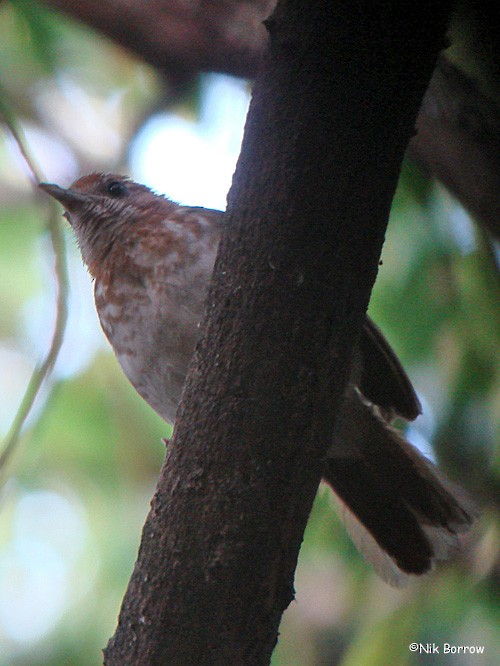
(0, 89, 69, 477)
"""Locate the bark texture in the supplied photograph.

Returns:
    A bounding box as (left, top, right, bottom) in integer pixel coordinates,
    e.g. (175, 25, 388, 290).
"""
(103, 1, 454, 664)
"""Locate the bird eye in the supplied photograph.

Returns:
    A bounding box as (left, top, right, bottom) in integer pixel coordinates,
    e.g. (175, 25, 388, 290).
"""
(107, 181, 128, 197)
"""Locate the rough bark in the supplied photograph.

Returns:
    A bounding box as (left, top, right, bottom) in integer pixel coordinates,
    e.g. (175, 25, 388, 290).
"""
(103, 1, 454, 664)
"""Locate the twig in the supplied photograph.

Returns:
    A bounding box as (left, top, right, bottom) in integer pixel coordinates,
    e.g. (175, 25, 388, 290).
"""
(0, 89, 69, 477)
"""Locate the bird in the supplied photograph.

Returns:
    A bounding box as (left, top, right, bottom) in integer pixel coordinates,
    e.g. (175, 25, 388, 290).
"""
(40, 173, 476, 586)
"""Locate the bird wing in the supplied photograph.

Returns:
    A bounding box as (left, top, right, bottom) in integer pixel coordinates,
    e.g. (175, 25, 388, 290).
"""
(358, 317, 422, 421)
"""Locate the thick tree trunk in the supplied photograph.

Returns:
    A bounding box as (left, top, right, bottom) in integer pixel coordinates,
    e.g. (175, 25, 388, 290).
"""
(104, 1, 453, 663)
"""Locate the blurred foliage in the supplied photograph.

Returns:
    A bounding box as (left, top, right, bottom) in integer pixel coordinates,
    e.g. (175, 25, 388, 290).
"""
(0, 1, 498, 665)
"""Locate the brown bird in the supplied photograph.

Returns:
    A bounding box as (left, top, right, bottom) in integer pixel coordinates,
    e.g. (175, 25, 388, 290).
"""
(40, 173, 476, 586)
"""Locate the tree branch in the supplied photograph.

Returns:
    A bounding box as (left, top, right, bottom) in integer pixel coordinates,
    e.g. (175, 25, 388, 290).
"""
(408, 55, 500, 239)
(40, 0, 500, 238)
(103, 1, 454, 663)
(40, 0, 272, 78)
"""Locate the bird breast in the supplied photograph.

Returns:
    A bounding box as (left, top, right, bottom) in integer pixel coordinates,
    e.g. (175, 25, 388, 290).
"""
(93, 216, 219, 424)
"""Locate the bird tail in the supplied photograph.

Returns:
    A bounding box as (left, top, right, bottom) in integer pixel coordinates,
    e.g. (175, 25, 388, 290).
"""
(324, 393, 477, 587)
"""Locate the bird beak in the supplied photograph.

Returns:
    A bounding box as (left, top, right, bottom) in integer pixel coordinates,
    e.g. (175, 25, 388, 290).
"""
(39, 182, 88, 212)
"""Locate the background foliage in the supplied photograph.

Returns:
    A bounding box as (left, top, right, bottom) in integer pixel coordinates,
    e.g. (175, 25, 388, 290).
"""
(0, 1, 498, 664)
